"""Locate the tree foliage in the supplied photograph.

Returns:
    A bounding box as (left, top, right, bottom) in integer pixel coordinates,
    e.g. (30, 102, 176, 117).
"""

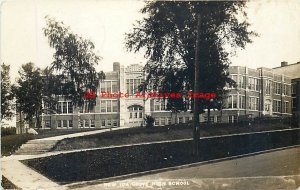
(1, 63, 13, 120)
(43, 16, 105, 108)
(126, 1, 257, 112)
(12, 63, 44, 127)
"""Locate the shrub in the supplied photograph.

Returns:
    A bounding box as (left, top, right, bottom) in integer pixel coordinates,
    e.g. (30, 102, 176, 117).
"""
(144, 115, 155, 128)
(1, 127, 16, 137)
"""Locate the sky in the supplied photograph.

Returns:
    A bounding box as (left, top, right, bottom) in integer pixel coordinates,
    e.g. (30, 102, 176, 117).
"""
(1, 0, 300, 82)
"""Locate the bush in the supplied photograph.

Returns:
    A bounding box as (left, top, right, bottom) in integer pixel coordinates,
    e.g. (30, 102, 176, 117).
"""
(1, 127, 16, 137)
(144, 115, 155, 128)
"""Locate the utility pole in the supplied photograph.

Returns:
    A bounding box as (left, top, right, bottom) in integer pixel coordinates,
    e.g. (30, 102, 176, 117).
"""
(193, 14, 201, 156)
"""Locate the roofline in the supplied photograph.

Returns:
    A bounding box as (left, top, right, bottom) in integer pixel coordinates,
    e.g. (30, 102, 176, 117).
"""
(272, 61, 300, 69)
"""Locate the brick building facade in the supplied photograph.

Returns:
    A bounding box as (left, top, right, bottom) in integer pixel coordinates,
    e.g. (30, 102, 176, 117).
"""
(36, 63, 292, 129)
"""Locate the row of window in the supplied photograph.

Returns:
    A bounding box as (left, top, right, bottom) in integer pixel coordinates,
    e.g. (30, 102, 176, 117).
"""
(100, 80, 118, 93)
(45, 119, 119, 128)
(129, 106, 143, 119)
(100, 100, 118, 112)
(44, 102, 73, 114)
(44, 120, 73, 128)
(226, 95, 259, 110)
(273, 100, 289, 113)
(153, 116, 238, 126)
(229, 75, 290, 95)
(126, 79, 143, 95)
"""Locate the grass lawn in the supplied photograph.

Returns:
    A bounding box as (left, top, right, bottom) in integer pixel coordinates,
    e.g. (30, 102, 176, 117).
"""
(23, 129, 300, 184)
(34, 128, 104, 139)
(1, 176, 19, 189)
(53, 122, 291, 151)
(1, 134, 34, 156)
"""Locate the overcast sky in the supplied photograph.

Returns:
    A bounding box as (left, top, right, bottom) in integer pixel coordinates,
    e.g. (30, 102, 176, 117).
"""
(1, 0, 300, 82)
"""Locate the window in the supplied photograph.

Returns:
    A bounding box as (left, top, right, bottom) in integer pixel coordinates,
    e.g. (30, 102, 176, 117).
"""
(57, 120, 61, 128)
(107, 120, 112, 127)
(185, 117, 190, 123)
(232, 95, 237, 108)
(113, 120, 118, 127)
(292, 83, 296, 94)
(203, 116, 208, 122)
(57, 103, 62, 114)
(107, 101, 111, 112)
(239, 75, 246, 89)
(62, 102, 67, 113)
(112, 81, 118, 92)
(266, 80, 271, 95)
(255, 78, 260, 91)
(273, 100, 281, 113)
(112, 100, 118, 112)
(217, 116, 221, 123)
(68, 102, 73, 113)
(227, 95, 237, 109)
(126, 79, 143, 95)
(239, 95, 245, 109)
(106, 81, 111, 92)
(282, 84, 287, 95)
(100, 80, 106, 93)
(229, 116, 237, 123)
(100, 100, 118, 113)
(248, 77, 255, 90)
(209, 116, 214, 123)
(69, 120, 73, 128)
(91, 120, 95, 128)
(248, 97, 259, 110)
(160, 118, 165, 126)
(101, 120, 106, 127)
(153, 99, 167, 111)
(229, 75, 238, 88)
(178, 117, 183, 124)
(45, 120, 50, 128)
(284, 102, 289, 113)
(100, 101, 106, 112)
(62, 120, 67, 128)
(292, 97, 297, 109)
(167, 117, 172, 125)
(274, 82, 281, 94)
(100, 80, 118, 93)
(154, 118, 159, 126)
(84, 120, 89, 128)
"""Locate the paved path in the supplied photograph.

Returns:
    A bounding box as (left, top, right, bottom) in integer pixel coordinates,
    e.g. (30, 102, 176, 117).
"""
(72, 146, 300, 190)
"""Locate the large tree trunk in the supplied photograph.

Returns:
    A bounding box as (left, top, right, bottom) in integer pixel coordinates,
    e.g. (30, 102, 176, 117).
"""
(193, 15, 201, 156)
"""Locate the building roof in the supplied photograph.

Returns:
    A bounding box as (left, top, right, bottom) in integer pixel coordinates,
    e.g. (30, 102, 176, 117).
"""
(272, 61, 300, 79)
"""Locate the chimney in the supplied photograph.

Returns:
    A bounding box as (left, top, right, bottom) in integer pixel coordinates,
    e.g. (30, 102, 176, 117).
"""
(281, 61, 288, 67)
(113, 62, 120, 72)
